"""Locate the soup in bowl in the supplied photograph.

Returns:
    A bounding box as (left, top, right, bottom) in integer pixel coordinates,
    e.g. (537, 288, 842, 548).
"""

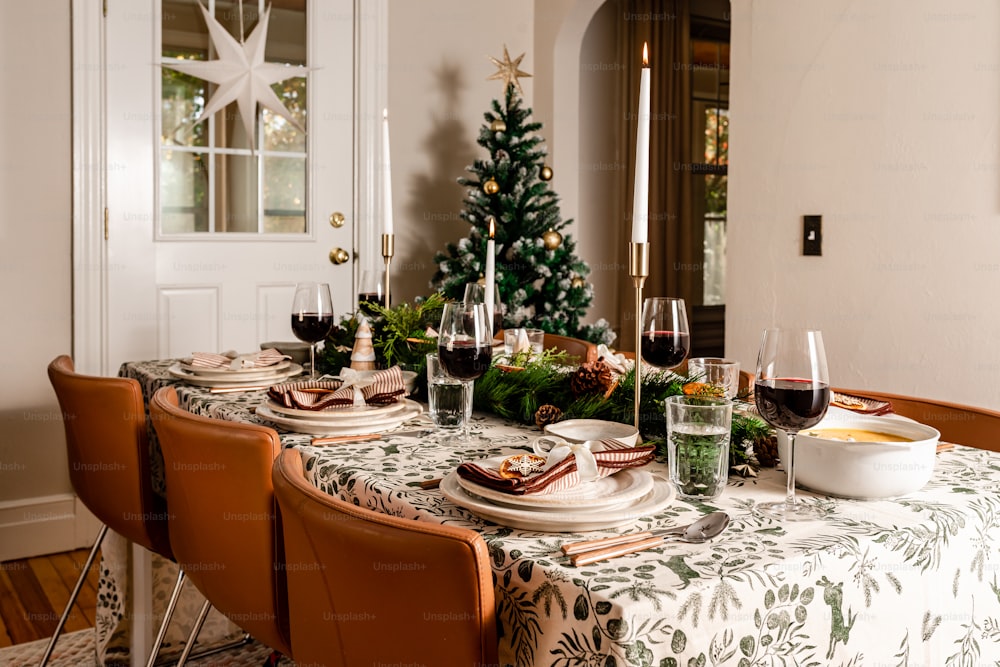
(776, 412, 940, 499)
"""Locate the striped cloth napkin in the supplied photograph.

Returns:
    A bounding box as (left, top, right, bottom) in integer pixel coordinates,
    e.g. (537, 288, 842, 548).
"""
(189, 348, 290, 370)
(457, 439, 656, 496)
(268, 366, 407, 411)
(831, 392, 893, 415)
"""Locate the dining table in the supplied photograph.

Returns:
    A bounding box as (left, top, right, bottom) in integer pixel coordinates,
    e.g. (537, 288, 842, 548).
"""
(100, 358, 1000, 666)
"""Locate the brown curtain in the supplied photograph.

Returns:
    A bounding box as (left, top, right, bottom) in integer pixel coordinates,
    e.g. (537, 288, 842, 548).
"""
(616, 0, 695, 351)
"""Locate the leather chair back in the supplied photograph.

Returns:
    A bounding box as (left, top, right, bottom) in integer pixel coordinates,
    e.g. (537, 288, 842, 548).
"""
(47, 355, 171, 558)
(833, 388, 1000, 452)
(148, 386, 290, 655)
(543, 333, 599, 363)
(272, 447, 498, 667)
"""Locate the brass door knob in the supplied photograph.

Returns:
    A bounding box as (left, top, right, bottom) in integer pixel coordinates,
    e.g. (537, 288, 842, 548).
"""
(329, 212, 346, 228)
(329, 247, 351, 265)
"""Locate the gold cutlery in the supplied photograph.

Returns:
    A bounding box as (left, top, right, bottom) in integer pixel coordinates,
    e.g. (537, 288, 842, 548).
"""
(418, 478, 442, 490)
(209, 385, 273, 393)
(310, 434, 382, 446)
(565, 512, 730, 566)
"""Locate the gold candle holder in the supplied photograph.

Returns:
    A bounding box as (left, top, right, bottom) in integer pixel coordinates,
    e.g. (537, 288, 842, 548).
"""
(381, 233, 395, 308)
(629, 242, 649, 429)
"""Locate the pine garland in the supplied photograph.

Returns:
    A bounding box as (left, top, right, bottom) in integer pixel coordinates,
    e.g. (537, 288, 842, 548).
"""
(473, 351, 769, 472)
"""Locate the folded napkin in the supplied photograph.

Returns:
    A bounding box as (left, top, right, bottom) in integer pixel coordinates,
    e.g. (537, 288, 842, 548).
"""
(596, 344, 633, 374)
(831, 391, 893, 415)
(457, 437, 655, 496)
(189, 348, 290, 370)
(268, 366, 407, 411)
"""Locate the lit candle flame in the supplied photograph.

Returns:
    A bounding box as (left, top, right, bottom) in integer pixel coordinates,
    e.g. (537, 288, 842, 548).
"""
(489, 216, 496, 239)
(642, 42, 649, 67)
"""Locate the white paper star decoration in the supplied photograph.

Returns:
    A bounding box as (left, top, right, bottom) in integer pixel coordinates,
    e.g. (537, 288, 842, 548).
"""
(161, 2, 308, 148)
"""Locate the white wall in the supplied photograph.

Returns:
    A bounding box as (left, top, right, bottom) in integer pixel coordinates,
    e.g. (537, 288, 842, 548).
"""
(387, 0, 535, 304)
(728, 0, 1000, 409)
(0, 0, 98, 559)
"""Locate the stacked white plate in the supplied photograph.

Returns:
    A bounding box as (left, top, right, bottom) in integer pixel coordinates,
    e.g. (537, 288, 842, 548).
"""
(256, 398, 423, 436)
(168, 359, 304, 388)
(440, 457, 675, 532)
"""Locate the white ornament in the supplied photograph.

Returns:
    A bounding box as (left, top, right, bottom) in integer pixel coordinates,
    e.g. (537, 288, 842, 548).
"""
(161, 3, 309, 148)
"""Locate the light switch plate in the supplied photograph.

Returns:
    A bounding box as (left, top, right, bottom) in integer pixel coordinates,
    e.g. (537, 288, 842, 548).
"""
(803, 215, 822, 256)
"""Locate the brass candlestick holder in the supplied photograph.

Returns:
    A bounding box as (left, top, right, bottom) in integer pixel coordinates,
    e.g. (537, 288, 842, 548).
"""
(629, 242, 649, 429)
(381, 233, 395, 308)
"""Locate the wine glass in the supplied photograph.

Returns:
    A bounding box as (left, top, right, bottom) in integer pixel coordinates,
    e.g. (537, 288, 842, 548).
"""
(358, 268, 385, 311)
(437, 301, 494, 445)
(463, 283, 504, 336)
(639, 297, 690, 370)
(290, 282, 335, 379)
(753, 328, 831, 521)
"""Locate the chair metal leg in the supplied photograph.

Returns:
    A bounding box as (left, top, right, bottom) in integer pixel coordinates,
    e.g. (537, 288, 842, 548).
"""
(38, 523, 109, 667)
(175, 599, 211, 667)
(145, 568, 186, 667)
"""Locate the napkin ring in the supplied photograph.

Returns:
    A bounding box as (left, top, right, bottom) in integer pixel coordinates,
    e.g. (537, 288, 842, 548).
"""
(499, 454, 546, 478)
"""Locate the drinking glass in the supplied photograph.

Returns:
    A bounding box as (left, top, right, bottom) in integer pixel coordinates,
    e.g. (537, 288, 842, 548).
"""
(437, 302, 493, 445)
(688, 357, 741, 398)
(666, 395, 732, 500)
(754, 328, 831, 520)
(290, 282, 335, 379)
(463, 283, 504, 335)
(639, 297, 690, 370)
(426, 353, 471, 431)
(357, 268, 385, 311)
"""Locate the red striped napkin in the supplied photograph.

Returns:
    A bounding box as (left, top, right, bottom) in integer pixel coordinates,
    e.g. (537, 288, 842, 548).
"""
(189, 348, 290, 369)
(831, 392, 893, 415)
(457, 439, 655, 496)
(268, 366, 407, 411)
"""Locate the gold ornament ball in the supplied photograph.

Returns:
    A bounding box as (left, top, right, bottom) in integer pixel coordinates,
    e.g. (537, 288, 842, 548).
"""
(490, 118, 507, 132)
(539, 164, 553, 181)
(483, 178, 500, 195)
(571, 276, 586, 289)
(542, 228, 563, 250)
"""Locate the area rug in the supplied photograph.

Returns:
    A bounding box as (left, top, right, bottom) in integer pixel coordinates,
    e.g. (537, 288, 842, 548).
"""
(0, 630, 295, 666)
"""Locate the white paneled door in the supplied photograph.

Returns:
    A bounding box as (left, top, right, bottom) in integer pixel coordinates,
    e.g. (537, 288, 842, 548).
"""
(104, 0, 356, 371)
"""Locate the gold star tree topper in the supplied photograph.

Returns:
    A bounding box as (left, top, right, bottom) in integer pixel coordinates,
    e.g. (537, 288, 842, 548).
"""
(487, 45, 532, 95)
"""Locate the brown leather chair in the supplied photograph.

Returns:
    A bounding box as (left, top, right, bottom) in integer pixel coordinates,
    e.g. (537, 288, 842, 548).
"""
(44, 356, 178, 666)
(271, 447, 498, 667)
(833, 388, 1000, 452)
(148, 386, 291, 662)
(496, 329, 599, 364)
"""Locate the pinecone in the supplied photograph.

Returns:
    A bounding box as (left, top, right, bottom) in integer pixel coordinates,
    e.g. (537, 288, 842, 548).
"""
(569, 360, 614, 397)
(755, 434, 780, 468)
(534, 404, 563, 429)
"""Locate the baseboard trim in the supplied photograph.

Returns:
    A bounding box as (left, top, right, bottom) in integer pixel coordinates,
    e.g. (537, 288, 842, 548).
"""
(0, 494, 101, 561)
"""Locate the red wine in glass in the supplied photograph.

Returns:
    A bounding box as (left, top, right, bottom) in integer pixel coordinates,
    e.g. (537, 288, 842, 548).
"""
(754, 378, 830, 431)
(640, 331, 690, 369)
(290, 313, 335, 344)
(438, 341, 492, 380)
(357, 292, 386, 308)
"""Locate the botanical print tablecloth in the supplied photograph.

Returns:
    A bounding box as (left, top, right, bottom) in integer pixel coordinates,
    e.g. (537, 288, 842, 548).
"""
(114, 360, 1000, 666)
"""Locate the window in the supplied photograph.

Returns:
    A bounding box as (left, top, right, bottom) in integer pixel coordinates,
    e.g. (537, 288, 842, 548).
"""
(159, 0, 308, 235)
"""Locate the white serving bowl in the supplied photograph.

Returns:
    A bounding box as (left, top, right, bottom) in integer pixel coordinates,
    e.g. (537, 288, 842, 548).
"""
(777, 413, 940, 499)
(543, 419, 641, 447)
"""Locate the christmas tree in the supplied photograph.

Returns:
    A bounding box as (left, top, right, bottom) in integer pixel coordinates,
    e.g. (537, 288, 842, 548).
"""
(430, 56, 613, 345)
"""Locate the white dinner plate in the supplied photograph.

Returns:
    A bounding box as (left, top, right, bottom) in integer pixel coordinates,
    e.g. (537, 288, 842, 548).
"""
(255, 400, 423, 436)
(265, 397, 411, 420)
(178, 358, 292, 377)
(168, 363, 303, 387)
(440, 472, 675, 532)
(457, 463, 654, 513)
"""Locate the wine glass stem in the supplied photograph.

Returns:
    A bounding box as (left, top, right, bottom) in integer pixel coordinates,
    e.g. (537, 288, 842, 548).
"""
(785, 431, 798, 507)
(461, 379, 474, 440)
(309, 344, 316, 379)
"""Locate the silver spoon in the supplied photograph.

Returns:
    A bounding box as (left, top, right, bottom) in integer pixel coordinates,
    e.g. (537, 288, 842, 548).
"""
(561, 511, 731, 555)
(569, 512, 730, 566)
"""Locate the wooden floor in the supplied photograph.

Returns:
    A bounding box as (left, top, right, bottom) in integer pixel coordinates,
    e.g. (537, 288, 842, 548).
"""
(0, 548, 99, 648)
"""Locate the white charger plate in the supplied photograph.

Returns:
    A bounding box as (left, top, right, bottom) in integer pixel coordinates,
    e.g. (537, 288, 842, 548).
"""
(265, 397, 411, 420)
(168, 363, 303, 387)
(456, 463, 654, 513)
(255, 400, 423, 436)
(440, 473, 675, 532)
(178, 358, 292, 377)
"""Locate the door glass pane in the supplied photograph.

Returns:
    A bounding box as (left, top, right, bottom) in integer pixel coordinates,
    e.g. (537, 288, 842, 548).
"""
(160, 0, 307, 235)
